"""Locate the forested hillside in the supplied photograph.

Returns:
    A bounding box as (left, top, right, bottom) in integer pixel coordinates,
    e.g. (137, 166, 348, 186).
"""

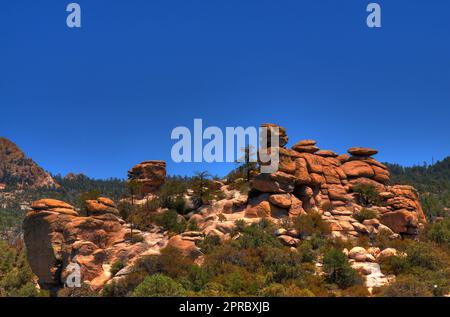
(386, 157, 450, 220)
(0, 175, 125, 234)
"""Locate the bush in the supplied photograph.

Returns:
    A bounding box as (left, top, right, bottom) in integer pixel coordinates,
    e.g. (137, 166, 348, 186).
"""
(110, 261, 125, 276)
(102, 272, 147, 297)
(131, 274, 186, 297)
(426, 218, 450, 247)
(259, 283, 314, 297)
(352, 184, 381, 206)
(233, 219, 281, 249)
(293, 212, 331, 238)
(198, 234, 222, 254)
(151, 210, 187, 234)
(353, 208, 378, 223)
(137, 246, 194, 280)
(378, 275, 433, 297)
(323, 248, 362, 289)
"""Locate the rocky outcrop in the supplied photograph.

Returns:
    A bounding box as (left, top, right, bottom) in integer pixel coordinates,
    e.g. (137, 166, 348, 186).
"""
(246, 124, 426, 239)
(128, 161, 166, 195)
(0, 137, 57, 189)
(23, 198, 168, 293)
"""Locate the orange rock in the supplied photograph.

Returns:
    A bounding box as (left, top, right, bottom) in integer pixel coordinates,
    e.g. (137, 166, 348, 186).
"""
(251, 171, 296, 193)
(349, 177, 386, 192)
(261, 123, 289, 147)
(310, 173, 326, 185)
(292, 144, 319, 154)
(380, 210, 419, 234)
(294, 158, 311, 184)
(167, 235, 203, 260)
(31, 199, 74, 210)
(269, 194, 292, 209)
(315, 150, 338, 157)
(348, 147, 378, 156)
(322, 166, 341, 184)
(279, 156, 296, 174)
(296, 139, 317, 146)
(128, 160, 166, 195)
(342, 161, 374, 178)
(86, 199, 120, 216)
(372, 165, 390, 183)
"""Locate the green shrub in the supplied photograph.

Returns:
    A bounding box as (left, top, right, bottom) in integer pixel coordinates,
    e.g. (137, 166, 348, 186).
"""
(102, 272, 147, 297)
(259, 283, 314, 297)
(110, 261, 125, 276)
(187, 219, 200, 231)
(152, 210, 187, 234)
(293, 212, 331, 238)
(137, 246, 194, 280)
(323, 248, 362, 289)
(198, 234, 222, 254)
(233, 219, 281, 249)
(426, 218, 450, 247)
(353, 208, 378, 223)
(378, 275, 433, 297)
(132, 274, 186, 297)
(352, 184, 381, 206)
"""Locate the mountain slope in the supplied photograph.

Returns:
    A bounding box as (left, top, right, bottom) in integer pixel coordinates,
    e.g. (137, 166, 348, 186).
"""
(0, 138, 57, 189)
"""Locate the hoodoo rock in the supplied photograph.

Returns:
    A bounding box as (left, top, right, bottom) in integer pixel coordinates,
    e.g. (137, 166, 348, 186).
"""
(0, 137, 57, 189)
(128, 160, 166, 195)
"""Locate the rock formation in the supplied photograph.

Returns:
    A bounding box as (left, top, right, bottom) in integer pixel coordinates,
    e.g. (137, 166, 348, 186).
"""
(22, 123, 428, 293)
(23, 198, 168, 293)
(246, 124, 426, 239)
(128, 161, 166, 195)
(0, 137, 57, 189)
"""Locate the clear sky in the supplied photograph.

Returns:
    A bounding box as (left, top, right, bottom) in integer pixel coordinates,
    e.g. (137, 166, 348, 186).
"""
(1, 0, 449, 179)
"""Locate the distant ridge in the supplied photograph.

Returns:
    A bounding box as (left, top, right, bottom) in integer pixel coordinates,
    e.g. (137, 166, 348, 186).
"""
(0, 137, 58, 189)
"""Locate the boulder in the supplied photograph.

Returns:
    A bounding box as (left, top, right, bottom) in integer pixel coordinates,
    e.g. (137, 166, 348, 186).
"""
(348, 247, 368, 262)
(348, 147, 378, 157)
(269, 194, 292, 209)
(292, 144, 319, 154)
(86, 197, 119, 216)
(315, 150, 338, 157)
(342, 161, 374, 178)
(380, 210, 419, 234)
(167, 235, 203, 260)
(251, 171, 296, 193)
(128, 161, 166, 195)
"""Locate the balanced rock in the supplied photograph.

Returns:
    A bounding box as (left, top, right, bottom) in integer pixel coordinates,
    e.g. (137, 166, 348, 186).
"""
(348, 147, 378, 157)
(128, 160, 166, 195)
(85, 197, 119, 216)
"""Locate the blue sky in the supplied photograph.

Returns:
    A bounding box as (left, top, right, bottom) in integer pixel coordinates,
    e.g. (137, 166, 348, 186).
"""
(1, 0, 449, 179)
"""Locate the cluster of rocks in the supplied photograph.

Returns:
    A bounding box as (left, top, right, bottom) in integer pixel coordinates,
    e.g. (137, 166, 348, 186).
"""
(23, 198, 168, 293)
(22, 123, 429, 294)
(246, 124, 426, 239)
(344, 246, 401, 292)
